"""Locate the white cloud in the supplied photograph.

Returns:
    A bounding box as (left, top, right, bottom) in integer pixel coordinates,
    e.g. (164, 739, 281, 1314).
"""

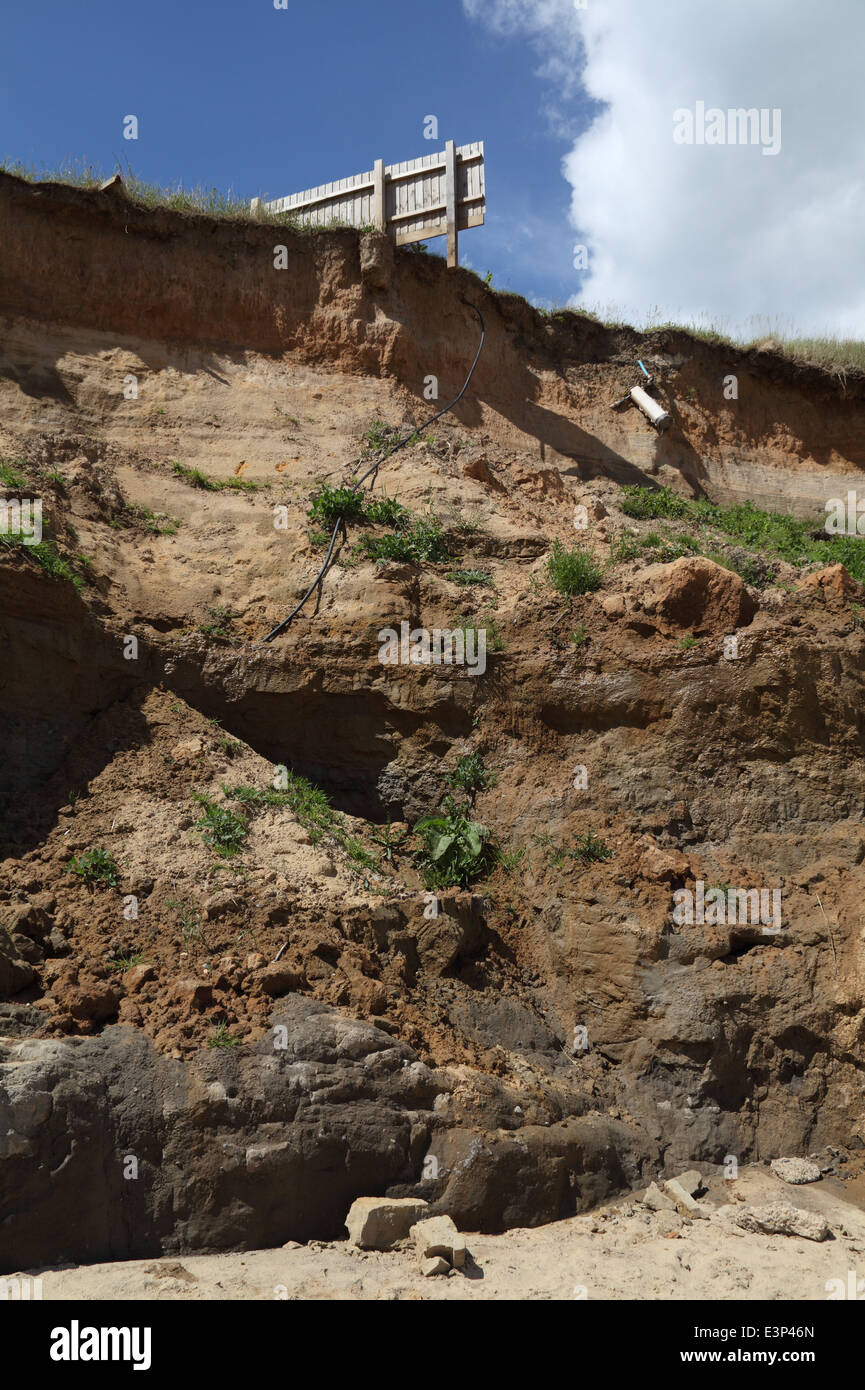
(464, 0, 865, 338)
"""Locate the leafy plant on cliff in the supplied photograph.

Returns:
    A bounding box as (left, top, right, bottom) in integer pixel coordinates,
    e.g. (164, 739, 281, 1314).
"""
(414, 795, 492, 889)
(448, 753, 496, 798)
(64, 847, 120, 887)
(192, 794, 248, 857)
(358, 513, 448, 564)
(307, 484, 367, 527)
(0, 533, 85, 591)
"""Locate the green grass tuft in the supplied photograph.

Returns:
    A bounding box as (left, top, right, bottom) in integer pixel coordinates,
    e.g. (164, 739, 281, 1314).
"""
(546, 539, 603, 596)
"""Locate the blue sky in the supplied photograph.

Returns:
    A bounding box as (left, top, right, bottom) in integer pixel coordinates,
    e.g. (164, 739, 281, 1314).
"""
(5, 0, 861, 337)
(0, 0, 593, 306)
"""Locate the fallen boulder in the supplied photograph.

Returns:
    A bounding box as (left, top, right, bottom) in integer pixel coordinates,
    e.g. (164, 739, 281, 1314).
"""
(0, 928, 35, 999)
(730, 1202, 830, 1242)
(797, 563, 862, 601)
(642, 1181, 675, 1212)
(345, 1196, 429, 1251)
(771, 1157, 822, 1185)
(664, 1178, 710, 1219)
(411, 1214, 467, 1268)
(632, 556, 757, 634)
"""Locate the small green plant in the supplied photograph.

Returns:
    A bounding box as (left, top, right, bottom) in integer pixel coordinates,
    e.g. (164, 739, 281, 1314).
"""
(227, 773, 335, 844)
(414, 795, 492, 888)
(570, 623, 588, 646)
(611, 530, 701, 565)
(447, 568, 493, 587)
(344, 837, 379, 872)
(449, 753, 496, 796)
(447, 504, 485, 536)
(496, 846, 526, 874)
(547, 539, 603, 596)
(365, 496, 408, 526)
(217, 735, 243, 756)
(192, 794, 248, 857)
(457, 615, 505, 653)
(107, 951, 146, 972)
(0, 460, 28, 489)
(166, 898, 207, 949)
(64, 847, 120, 887)
(569, 829, 614, 865)
(620, 485, 690, 521)
(359, 514, 448, 564)
(208, 1022, 240, 1049)
(362, 420, 402, 454)
(307, 484, 366, 527)
(172, 461, 258, 493)
(198, 605, 236, 641)
(369, 819, 409, 862)
(127, 504, 182, 536)
(678, 635, 700, 650)
(226, 784, 289, 810)
(0, 533, 85, 592)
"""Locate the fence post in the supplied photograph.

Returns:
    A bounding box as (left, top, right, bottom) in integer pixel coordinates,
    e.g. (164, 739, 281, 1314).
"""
(373, 159, 386, 233)
(445, 140, 458, 268)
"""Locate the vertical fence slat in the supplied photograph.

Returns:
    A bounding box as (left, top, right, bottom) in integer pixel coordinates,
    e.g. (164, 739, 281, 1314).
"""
(445, 141, 458, 268)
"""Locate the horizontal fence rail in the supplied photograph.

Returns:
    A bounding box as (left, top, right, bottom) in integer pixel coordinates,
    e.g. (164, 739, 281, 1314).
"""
(252, 141, 485, 267)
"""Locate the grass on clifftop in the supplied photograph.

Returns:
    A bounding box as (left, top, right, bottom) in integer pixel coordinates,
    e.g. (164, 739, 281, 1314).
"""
(6, 160, 863, 374)
(0, 158, 371, 232)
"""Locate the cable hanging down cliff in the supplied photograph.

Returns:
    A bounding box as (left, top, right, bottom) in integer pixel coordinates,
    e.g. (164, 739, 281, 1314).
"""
(262, 298, 486, 642)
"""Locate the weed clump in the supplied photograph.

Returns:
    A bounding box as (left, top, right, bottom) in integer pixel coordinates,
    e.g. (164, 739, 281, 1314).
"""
(64, 847, 120, 886)
(546, 539, 603, 596)
(192, 794, 248, 857)
(414, 795, 492, 889)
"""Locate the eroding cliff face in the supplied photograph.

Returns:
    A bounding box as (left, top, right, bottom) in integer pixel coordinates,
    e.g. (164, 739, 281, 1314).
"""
(0, 171, 863, 1269)
(2, 169, 864, 512)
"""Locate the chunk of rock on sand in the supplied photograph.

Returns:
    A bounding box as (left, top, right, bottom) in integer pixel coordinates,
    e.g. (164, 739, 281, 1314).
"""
(770, 1157, 822, 1185)
(410, 1214, 467, 1268)
(345, 1197, 429, 1251)
(716, 1202, 830, 1242)
(663, 1178, 710, 1219)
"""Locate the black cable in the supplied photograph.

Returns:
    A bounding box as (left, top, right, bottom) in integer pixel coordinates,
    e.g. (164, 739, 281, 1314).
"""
(262, 297, 486, 642)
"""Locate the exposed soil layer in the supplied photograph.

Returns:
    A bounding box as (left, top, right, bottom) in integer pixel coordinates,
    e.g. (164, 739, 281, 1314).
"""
(1, 172, 864, 1274)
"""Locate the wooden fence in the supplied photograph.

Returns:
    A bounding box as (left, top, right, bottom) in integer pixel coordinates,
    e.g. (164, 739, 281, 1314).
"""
(251, 141, 485, 267)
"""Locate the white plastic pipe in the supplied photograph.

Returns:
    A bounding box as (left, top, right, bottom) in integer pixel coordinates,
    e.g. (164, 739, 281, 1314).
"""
(630, 385, 672, 431)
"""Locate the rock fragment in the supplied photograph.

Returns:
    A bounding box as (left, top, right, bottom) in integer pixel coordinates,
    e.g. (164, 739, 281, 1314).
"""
(642, 1181, 675, 1212)
(674, 1169, 704, 1197)
(732, 1202, 830, 1242)
(410, 1214, 467, 1268)
(770, 1157, 822, 1185)
(664, 1178, 710, 1219)
(345, 1197, 429, 1251)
